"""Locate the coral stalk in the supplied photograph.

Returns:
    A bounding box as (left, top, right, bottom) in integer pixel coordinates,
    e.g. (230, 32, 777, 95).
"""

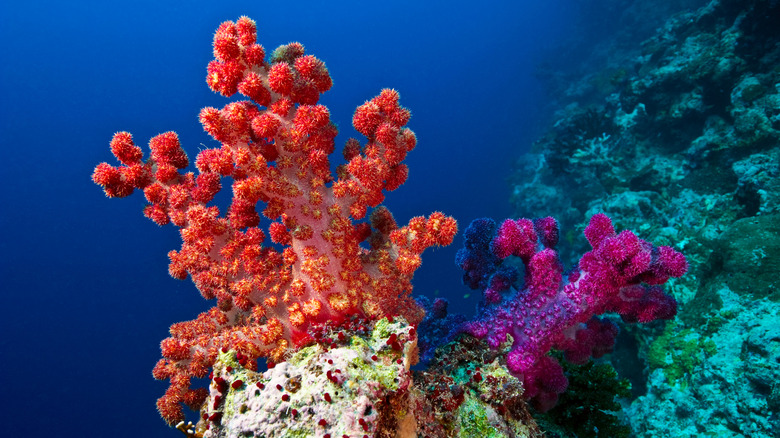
(93, 16, 456, 424)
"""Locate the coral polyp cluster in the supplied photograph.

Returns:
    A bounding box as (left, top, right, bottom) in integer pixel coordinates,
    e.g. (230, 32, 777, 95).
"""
(93, 15, 687, 437)
(93, 16, 456, 424)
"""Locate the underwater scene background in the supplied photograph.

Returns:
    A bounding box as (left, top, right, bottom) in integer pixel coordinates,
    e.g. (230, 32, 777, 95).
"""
(1, 0, 778, 437)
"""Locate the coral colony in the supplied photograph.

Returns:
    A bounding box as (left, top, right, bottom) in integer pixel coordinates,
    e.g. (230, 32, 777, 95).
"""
(93, 17, 687, 437)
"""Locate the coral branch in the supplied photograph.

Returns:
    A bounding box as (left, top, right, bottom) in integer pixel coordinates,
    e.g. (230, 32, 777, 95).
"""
(93, 16, 456, 425)
(456, 213, 686, 411)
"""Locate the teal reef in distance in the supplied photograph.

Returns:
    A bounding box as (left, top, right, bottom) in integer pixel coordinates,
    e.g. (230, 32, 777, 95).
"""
(510, 0, 780, 436)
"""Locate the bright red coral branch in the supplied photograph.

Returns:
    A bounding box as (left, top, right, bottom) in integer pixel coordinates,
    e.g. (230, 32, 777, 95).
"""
(92, 16, 456, 425)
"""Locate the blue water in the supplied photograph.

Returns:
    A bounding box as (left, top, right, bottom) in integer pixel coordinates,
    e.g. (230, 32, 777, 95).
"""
(0, 1, 581, 436)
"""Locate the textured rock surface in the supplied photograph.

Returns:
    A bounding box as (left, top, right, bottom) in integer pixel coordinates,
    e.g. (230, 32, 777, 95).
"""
(200, 318, 419, 438)
(625, 293, 780, 437)
(197, 318, 542, 437)
(509, 0, 780, 436)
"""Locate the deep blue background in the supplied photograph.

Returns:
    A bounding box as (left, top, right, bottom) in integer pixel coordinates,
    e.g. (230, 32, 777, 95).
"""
(0, 1, 576, 436)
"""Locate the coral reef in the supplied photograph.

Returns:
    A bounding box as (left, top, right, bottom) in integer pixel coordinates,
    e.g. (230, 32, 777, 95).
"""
(93, 14, 691, 438)
(511, 0, 780, 436)
(626, 294, 780, 436)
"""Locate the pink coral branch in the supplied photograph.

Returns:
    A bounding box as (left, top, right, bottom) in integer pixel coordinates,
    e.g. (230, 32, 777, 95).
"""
(458, 213, 686, 411)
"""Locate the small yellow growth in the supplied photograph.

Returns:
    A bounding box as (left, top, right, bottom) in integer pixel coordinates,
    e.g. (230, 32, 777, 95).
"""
(224, 257, 240, 277)
(231, 278, 253, 296)
(332, 181, 347, 198)
(264, 296, 278, 307)
(268, 283, 282, 295)
(395, 250, 422, 275)
(308, 271, 336, 293)
(289, 278, 306, 296)
(277, 155, 294, 169)
(207, 72, 220, 89)
(234, 177, 264, 202)
(309, 189, 323, 205)
(356, 272, 371, 285)
(302, 246, 319, 258)
(282, 247, 297, 265)
(327, 292, 352, 312)
(278, 269, 292, 284)
(282, 181, 303, 199)
(349, 202, 367, 219)
(287, 303, 306, 327)
(341, 255, 361, 272)
(301, 254, 335, 293)
(248, 154, 268, 174)
(233, 147, 251, 166)
(292, 225, 314, 240)
(260, 317, 284, 344)
(251, 304, 266, 320)
(269, 340, 289, 363)
(296, 166, 307, 181)
(362, 299, 381, 318)
(374, 250, 394, 274)
(302, 298, 323, 316)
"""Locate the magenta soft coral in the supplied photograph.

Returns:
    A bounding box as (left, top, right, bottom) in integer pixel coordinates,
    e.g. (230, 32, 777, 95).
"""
(456, 213, 687, 411)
